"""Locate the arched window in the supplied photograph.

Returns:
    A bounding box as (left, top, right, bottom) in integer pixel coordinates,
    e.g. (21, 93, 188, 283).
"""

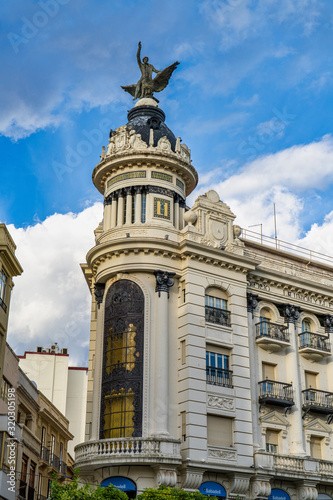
(100, 280, 144, 439)
(259, 307, 272, 336)
(205, 288, 230, 326)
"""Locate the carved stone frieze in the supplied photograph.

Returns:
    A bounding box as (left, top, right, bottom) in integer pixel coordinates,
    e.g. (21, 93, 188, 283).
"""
(207, 395, 235, 411)
(105, 125, 191, 163)
(208, 447, 237, 461)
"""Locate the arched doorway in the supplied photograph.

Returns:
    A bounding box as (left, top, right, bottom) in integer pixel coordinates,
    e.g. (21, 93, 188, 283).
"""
(101, 477, 137, 499)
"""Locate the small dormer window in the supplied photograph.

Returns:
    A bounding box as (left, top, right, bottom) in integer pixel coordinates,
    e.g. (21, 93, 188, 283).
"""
(0, 269, 8, 311)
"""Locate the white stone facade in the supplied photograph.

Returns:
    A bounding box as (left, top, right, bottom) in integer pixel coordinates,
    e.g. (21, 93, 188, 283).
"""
(75, 101, 333, 499)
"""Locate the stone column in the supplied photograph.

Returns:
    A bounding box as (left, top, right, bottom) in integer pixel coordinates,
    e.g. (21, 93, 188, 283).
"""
(111, 193, 117, 228)
(103, 197, 112, 231)
(247, 293, 262, 450)
(125, 187, 133, 225)
(134, 186, 142, 223)
(282, 304, 306, 456)
(90, 282, 105, 441)
(174, 195, 180, 230)
(117, 190, 125, 226)
(179, 200, 185, 230)
(153, 270, 175, 436)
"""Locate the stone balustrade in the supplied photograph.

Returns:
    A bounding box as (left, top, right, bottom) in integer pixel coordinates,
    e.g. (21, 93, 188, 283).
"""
(75, 437, 182, 469)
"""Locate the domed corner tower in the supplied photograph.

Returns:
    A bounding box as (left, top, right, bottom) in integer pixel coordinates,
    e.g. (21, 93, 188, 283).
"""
(75, 97, 199, 490)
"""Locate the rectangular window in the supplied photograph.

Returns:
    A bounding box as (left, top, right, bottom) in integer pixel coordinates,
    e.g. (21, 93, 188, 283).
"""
(132, 195, 136, 223)
(310, 436, 322, 459)
(181, 411, 186, 441)
(259, 316, 271, 335)
(262, 363, 276, 380)
(50, 434, 55, 461)
(104, 388, 135, 439)
(265, 429, 279, 453)
(0, 269, 7, 311)
(1, 378, 12, 403)
(0, 270, 7, 301)
(206, 351, 231, 387)
(19, 454, 28, 498)
(181, 340, 186, 365)
(141, 192, 146, 223)
(29, 461, 36, 489)
(205, 295, 227, 310)
(207, 415, 233, 447)
(305, 371, 317, 389)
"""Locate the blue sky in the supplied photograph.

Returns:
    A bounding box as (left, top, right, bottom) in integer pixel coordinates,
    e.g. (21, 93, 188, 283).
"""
(2, 0, 333, 365)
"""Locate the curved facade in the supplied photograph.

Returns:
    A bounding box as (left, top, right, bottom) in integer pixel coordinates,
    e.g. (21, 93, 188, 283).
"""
(75, 98, 333, 500)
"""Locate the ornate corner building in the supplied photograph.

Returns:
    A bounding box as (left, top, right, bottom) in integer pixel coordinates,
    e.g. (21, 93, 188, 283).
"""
(75, 98, 333, 500)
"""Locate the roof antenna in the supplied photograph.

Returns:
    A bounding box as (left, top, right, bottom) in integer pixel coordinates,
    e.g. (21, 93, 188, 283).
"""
(274, 203, 278, 248)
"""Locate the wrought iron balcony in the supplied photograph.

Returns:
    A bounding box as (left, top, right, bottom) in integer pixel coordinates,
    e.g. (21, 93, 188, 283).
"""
(302, 389, 333, 414)
(206, 367, 233, 387)
(258, 380, 294, 407)
(39, 446, 50, 465)
(60, 461, 67, 475)
(255, 321, 289, 350)
(50, 453, 60, 470)
(205, 306, 231, 327)
(18, 480, 27, 498)
(0, 296, 7, 313)
(298, 332, 331, 359)
(28, 486, 35, 500)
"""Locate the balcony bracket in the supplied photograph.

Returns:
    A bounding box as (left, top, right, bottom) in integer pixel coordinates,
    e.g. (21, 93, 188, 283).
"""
(259, 402, 266, 413)
(284, 406, 292, 417)
(302, 407, 311, 420)
(327, 414, 333, 425)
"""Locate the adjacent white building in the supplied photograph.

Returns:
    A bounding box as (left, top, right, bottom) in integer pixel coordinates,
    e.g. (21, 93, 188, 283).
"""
(19, 344, 87, 457)
(74, 97, 333, 500)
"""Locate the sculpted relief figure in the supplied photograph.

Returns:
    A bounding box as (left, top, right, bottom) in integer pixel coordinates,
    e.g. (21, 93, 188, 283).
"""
(122, 42, 179, 101)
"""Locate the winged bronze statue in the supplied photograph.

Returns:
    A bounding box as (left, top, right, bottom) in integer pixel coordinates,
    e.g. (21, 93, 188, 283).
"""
(121, 42, 179, 102)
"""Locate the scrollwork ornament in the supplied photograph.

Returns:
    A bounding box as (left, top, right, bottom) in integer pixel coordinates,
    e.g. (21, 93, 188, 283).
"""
(154, 270, 175, 298)
(282, 303, 300, 324)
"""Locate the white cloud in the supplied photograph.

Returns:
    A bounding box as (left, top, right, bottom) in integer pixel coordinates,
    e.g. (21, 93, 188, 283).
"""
(7, 203, 103, 366)
(297, 210, 333, 256)
(192, 135, 333, 241)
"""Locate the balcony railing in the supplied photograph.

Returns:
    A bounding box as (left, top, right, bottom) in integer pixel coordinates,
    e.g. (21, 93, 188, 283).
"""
(75, 437, 182, 468)
(206, 367, 233, 387)
(0, 297, 7, 313)
(60, 461, 67, 475)
(19, 480, 27, 498)
(302, 389, 333, 414)
(259, 380, 294, 407)
(28, 486, 35, 500)
(256, 320, 289, 342)
(50, 453, 60, 470)
(205, 306, 231, 327)
(299, 332, 330, 353)
(40, 446, 50, 463)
